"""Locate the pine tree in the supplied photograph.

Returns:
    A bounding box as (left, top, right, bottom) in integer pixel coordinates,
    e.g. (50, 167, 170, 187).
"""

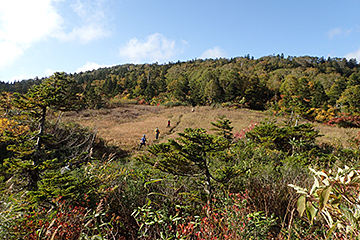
(140, 126, 236, 204)
(6, 72, 84, 191)
(210, 115, 234, 141)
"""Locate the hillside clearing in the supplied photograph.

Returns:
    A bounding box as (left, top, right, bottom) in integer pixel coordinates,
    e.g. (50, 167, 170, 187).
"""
(62, 105, 359, 151)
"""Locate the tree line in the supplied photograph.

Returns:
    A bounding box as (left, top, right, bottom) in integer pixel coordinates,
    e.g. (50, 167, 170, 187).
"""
(2, 54, 360, 123)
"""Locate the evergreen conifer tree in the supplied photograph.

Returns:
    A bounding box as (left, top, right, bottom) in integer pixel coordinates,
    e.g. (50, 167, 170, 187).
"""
(5, 72, 83, 191)
(140, 119, 238, 204)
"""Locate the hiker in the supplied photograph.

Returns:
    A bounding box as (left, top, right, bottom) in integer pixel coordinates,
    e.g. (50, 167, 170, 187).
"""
(167, 119, 170, 128)
(139, 134, 147, 149)
(155, 127, 160, 140)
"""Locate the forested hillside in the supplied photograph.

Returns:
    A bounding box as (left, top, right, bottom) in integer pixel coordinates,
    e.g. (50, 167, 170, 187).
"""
(2, 56, 360, 239)
(2, 55, 360, 125)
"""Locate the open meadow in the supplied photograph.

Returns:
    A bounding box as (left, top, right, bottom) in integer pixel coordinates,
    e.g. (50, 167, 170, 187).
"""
(62, 105, 359, 152)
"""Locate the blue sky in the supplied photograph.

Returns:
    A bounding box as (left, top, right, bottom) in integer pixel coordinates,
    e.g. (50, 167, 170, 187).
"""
(1, 0, 360, 82)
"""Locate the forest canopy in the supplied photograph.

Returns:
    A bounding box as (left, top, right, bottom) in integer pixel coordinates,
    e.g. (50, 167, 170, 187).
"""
(0, 55, 357, 121)
(2, 55, 360, 123)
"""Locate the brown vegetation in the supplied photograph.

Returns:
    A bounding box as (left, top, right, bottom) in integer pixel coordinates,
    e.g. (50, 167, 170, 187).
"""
(62, 105, 359, 151)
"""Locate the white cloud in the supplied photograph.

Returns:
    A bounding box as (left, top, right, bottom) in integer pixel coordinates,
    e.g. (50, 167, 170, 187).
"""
(0, 0, 62, 67)
(53, 0, 111, 43)
(345, 47, 360, 62)
(9, 69, 55, 82)
(0, 0, 110, 68)
(119, 33, 187, 63)
(0, 1, 62, 43)
(44, 69, 56, 77)
(10, 73, 37, 82)
(328, 27, 354, 39)
(75, 62, 115, 73)
(200, 47, 227, 59)
(328, 27, 342, 39)
(55, 23, 110, 43)
(0, 42, 24, 67)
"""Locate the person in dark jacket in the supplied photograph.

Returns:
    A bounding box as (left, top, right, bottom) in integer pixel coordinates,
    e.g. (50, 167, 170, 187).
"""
(155, 127, 160, 140)
(139, 134, 147, 149)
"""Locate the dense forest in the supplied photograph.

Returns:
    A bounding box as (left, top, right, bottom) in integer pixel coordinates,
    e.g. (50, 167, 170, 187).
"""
(1, 55, 360, 239)
(2, 55, 360, 123)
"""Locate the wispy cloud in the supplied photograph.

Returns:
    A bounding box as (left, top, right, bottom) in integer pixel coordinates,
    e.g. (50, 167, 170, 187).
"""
(53, 0, 111, 43)
(345, 47, 360, 61)
(328, 27, 355, 39)
(75, 62, 116, 73)
(9, 74, 38, 82)
(0, 0, 111, 68)
(328, 27, 343, 39)
(119, 33, 187, 63)
(55, 23, 111, 44)
(200, 47, 227, 59)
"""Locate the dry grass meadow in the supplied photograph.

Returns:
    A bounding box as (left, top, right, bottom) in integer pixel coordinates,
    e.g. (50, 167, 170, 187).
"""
(61, 105, 360, 152)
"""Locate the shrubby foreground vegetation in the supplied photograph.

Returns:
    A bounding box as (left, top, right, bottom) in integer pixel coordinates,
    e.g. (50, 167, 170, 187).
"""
(1, 55, 360, 239)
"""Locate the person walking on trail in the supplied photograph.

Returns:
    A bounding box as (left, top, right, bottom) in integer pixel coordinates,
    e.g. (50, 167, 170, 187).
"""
(155, 127, 160, 140)
(167, 119, 170, 128)
(139, 134, 147, 149)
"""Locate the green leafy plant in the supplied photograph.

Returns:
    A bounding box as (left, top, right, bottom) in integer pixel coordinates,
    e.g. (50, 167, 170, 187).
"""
(132, 198, 184, 239)
(289, 166, 360, 239)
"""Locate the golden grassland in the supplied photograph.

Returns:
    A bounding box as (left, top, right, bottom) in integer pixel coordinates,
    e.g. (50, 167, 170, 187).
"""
(61, 105, 360, 151)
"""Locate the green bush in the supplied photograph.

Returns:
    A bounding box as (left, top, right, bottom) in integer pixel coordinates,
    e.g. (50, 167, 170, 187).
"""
(290, 166, 360, 239)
